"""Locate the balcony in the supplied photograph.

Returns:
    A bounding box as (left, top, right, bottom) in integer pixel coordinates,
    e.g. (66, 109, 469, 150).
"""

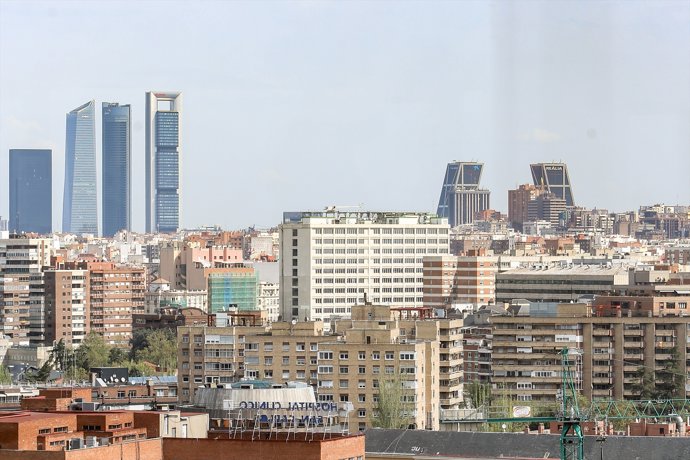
(592, 328, 612, 336)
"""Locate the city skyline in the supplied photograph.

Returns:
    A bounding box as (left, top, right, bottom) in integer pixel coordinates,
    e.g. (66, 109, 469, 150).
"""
(1, 1, 689, 232)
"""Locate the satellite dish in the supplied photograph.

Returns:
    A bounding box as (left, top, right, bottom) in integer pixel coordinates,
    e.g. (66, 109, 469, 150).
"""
(291, 319, 297, 325)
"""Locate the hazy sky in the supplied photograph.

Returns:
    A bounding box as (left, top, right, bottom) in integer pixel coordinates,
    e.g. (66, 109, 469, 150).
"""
(1, 0, 689, 232)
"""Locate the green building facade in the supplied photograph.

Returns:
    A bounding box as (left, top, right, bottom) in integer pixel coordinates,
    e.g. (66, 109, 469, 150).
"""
(207, 271, 258, 312)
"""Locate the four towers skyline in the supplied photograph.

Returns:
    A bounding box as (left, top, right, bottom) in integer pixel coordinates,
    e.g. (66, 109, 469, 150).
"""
(6, 91, 181, 236)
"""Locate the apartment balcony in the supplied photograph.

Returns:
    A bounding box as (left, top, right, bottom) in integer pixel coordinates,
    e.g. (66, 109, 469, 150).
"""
(623, 330, 643, 337)
(591, 376, 614, 385)
(592, 328, 613, 336)
(624, 341, 644, 348)
(655, 330, 676, 337)
(624, 353, 644, 360)
(655, 341, 675, 348)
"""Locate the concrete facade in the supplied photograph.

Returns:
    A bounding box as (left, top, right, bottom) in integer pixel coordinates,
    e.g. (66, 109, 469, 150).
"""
(279, 210, 450, 327)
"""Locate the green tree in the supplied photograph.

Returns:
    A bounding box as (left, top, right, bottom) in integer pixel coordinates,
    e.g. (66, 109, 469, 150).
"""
(0, 365, 12, 384)
(656, 346, 685, 400)
(108, 347, 128, 366)
(465, 381, 492, 409)
(49, 339, 68, 371)
(135, 329, 177, 373)
(370, 374, 413, 429)
(24, 362, 52, 383)
(77, 332, 111, 370)
(126, 360, 156, 377)
(631, 366, 657, 400)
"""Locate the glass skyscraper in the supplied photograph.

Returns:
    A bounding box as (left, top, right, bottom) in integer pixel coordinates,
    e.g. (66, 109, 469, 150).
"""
(436, 161, 491, 227)
(145, 92, 182, 233)
(63, 100, 98, 234)
(530, 162, 576, 207)
(102, 102, 131, 237)
(9, 149, 52, 234)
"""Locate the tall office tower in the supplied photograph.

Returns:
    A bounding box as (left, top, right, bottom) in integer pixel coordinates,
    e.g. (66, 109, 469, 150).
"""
(436, 162, 491, 227)
(0, 236, 51, 345)
(508, 184, 543, 231)
(279, 210, 450, 328)
(530, 162, 575, 207)
(145, 91, 182, 233)
(63, 100, 98, 235)
(9, 149, 52, 234)
(102, 102, 131, 237)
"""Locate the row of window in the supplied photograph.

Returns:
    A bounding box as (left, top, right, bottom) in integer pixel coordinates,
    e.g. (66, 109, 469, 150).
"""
(312, 227, 447, 235)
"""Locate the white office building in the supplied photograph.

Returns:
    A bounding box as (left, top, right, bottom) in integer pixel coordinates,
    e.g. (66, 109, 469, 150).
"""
(279, 210, 450, 328)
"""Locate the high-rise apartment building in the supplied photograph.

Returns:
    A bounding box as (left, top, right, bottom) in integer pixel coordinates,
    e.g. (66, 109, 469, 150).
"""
(530, 162, 575, 207)
(508, 184, 543, 231)
(145, 91, 182, 233)
(0, 236, 51, 345)
(63, 100, 98, 235)
(44, 269, 89, 347)
(70, 261, 145, 347)
(9, 149, 52, 234)
(527, 192, 567, 226)
(102, 102, 131, 237)
(436, 162, 491, 227)
(492, 302, 690, 402)
(177, 322, 271, 403)
(422, 253, 498, 308)
(279, 210, 450, 327)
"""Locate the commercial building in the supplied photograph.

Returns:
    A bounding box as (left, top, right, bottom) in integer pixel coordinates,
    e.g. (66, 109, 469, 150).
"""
(491, 302, 690, 402)
(145, 91, 182, 233)
(436, 161, 491, 227)
(495, 264, 631, 304)
(530, 162, 575, 207)
(422, 253, 498, 308)
(8, 149, 52, 234)
(0, 236, 51, 345)
(44, 269, 89, 348)
(102, 102, 131, 237)
(63, 100, 98, 235)
(279, 210, 450, 326)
